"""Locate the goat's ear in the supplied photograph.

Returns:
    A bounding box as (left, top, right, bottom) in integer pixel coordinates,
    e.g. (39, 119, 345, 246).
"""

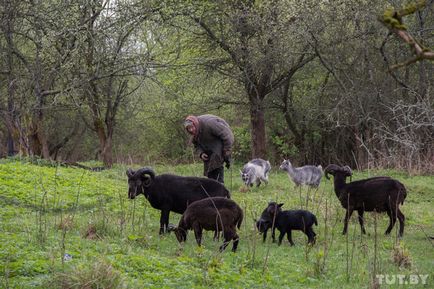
(278, 203, 284, 207)
(126, 169, 134, 178)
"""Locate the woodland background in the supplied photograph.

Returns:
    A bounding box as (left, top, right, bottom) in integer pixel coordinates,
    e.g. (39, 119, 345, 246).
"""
(1, 0, 433, 172)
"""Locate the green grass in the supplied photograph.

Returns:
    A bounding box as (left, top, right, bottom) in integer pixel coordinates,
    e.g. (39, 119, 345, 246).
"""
(0, 158, 433, 288)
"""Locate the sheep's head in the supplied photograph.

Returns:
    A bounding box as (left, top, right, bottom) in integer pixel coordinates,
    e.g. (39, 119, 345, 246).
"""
(126, 167, 155, 199)
(172, 219, 188, 243)
(267, 202, 283, 216)
(324, 164, 352, 180)
(279, 159, 291, 171)
(256, 202, 283, 232)
(173, 227, 187, 243)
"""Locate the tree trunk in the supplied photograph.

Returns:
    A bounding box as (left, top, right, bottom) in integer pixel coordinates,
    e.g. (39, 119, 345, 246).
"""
(4, 0, 17, 156)
(94, 119, 113, 168)
(249, 100, 266, 158)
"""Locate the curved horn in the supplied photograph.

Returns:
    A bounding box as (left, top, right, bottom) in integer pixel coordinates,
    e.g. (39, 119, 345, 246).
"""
(134, 167, 156, 180)
(324, 164, 342, 180)
(126, 168, 134, 178)
(343, 165, 352, 176)
(324, 164, 341, 180)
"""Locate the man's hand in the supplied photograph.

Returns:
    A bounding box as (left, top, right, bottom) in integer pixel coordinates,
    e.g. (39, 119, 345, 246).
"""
(200, 153, 209, 161)
(224, 155, 232, 169)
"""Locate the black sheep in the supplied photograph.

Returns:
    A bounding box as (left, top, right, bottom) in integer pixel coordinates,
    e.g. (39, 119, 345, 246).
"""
(172, 197, 243, 252)
(324, 164, 407, 237)
(126, 167, 230, 234)
(256, 202, 318, 245)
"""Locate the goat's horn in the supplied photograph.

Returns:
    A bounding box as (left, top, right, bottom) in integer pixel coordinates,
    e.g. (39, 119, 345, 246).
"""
(134, 167, 156, 180)
(324, 164, 341, 179)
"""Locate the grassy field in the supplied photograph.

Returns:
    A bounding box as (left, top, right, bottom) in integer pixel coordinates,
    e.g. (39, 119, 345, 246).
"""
(0, 158, 433, 288)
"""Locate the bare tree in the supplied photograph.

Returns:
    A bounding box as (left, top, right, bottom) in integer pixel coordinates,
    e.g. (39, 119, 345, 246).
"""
(75, 0, 155, 167)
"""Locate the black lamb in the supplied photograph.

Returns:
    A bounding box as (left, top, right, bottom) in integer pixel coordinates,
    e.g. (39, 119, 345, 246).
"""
(256, 202, 318, 245)
(324, 164, 407, 237)
(172, 197, 243, 252)
(126, 167, 230, 234)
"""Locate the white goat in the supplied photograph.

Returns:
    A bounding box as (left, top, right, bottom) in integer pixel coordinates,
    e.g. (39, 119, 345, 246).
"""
(240, 158, 271, 187)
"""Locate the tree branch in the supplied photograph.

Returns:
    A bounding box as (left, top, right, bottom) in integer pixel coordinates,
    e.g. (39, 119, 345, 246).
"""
(378, 1, 434, 70)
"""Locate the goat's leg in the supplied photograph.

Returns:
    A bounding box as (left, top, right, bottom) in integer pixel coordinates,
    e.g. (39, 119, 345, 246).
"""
(159, 210, 170, 234)
(357, 209, 366, 234)
(397, 209, 405, 237)
(312, 187, 319, 204)
(385, 209, 397, 235)
(305, 188, 310, 209)
(298, 186, 303, 209)
(263, 175, 269, 185)
(343, 208, 354, 235)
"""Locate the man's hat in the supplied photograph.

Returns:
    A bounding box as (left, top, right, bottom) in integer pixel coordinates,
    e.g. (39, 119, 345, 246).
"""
(184, 115, 199, 128)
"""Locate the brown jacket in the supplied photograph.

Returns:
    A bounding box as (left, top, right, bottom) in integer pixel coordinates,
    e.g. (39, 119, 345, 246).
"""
(192, 114, 234, 174)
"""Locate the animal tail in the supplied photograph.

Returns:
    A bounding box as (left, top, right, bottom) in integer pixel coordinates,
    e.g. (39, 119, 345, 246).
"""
(313, 214, 318, 226)
(398, 181, 407, 205)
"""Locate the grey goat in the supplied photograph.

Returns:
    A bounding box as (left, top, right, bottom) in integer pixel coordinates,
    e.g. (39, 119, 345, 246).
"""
(279, 159, 323, 188)
(240, 158, 271, 187)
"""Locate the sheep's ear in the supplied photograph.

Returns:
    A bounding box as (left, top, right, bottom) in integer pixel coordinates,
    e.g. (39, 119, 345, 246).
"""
(126, 169, 134, 178)
(143, 176, 152, 187)
(278, 203, 284, 207)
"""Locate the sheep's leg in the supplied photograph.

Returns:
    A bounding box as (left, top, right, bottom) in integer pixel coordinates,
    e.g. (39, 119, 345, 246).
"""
(343, 208, 354, 235)
(262, 229, 268, 243)
(231, 232, 240, 252)
(357, 209, 366, 234)
(193, 223, 203, 246)
(306, 228, 316, 245)
(256, 179, 261, 187)
(305, 187, 310, 209)
(397, 209, 405, 237)
(286, 230, 294, 246)
(385, 209, 397, 235)
(220, 230, 235, 252)
(278, 231, 285, 245)
(271, 227, 276, 243)
(213, 230, 220, 241)
(159, 210, 170, 234)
